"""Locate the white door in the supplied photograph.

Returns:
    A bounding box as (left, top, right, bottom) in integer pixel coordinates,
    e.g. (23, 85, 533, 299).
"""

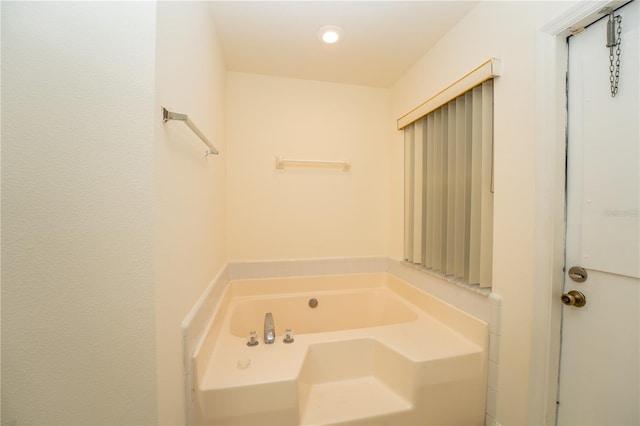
(558, 1, 639, 425)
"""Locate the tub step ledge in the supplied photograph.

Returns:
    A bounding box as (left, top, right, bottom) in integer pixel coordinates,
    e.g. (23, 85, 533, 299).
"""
(300, 376, 412, 425)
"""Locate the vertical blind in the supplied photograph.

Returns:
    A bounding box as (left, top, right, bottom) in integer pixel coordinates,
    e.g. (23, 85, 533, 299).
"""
(404, 79, 493, 288)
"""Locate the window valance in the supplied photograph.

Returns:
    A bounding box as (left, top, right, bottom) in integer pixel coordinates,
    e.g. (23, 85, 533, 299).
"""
(397, 58, 501, 130)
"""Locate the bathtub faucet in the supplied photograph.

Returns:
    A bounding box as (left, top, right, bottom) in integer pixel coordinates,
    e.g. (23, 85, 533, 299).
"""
(264, 312, 275, 344)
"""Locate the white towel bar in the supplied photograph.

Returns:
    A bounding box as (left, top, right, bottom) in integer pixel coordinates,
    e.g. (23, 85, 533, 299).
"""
(275, 156, 350, 171)
(162, 107, 219, 157)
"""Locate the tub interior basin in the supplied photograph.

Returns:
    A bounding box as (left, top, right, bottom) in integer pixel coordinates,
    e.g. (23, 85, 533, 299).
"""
(229, 288, 418, 337)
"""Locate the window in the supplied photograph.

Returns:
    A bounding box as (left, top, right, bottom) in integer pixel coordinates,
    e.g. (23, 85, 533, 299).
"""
(400, 62, 497, 288)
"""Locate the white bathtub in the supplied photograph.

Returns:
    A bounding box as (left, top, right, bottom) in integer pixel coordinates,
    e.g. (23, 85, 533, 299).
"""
(193, 272, 488, 425)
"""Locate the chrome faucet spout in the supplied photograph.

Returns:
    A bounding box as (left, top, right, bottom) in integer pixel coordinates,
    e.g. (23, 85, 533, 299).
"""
(264, 312, 275, 344)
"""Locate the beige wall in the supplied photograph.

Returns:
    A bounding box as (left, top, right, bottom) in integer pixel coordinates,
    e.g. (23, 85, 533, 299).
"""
(226, 72, 390, 261)
(390, 2, 573, 424)
(154, 2, 227, 424)
(1, 2, 227, 424)
(1, 2, 158, 424)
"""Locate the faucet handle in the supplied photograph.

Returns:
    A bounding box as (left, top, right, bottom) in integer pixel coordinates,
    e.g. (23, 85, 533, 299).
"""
(283, 328, 294, 344)
(247, 330, 259, 347)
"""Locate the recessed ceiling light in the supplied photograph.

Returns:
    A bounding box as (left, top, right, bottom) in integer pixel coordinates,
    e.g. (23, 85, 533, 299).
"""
(318, 25, 342, 45)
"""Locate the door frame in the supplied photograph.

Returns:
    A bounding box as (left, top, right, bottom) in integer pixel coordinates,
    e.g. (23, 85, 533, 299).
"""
(531, 1, 631, 424)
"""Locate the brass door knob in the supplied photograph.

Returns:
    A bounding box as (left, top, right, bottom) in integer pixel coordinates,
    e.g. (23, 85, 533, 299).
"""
(561, 290, 587, 307)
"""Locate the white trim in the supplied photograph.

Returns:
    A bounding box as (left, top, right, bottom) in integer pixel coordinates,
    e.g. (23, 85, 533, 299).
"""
(530, 1, 627, 424)
(397, 58, 501, 130)
(529, 27, 567, 426)
(543, 0, 629, 36)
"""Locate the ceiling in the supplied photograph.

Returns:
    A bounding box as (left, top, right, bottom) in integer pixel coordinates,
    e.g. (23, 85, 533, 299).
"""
(208, 1, 478, 88)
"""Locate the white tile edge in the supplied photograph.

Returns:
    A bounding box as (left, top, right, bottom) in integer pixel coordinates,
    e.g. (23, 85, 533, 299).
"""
(227, 256, 389, 279)
(388, 258, 494, 323)
(181, 264, 230, 426)
(489, 293, 503, 336)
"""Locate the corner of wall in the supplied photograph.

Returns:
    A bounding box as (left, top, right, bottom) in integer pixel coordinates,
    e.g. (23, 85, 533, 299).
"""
(154, 2, 228, 424)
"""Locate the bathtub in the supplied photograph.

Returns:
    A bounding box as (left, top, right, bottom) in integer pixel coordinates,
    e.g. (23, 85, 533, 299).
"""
(193, 272, 488, 425)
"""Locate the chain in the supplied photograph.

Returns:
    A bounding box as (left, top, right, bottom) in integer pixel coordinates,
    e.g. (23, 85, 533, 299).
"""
(609, 15, 622, 97)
